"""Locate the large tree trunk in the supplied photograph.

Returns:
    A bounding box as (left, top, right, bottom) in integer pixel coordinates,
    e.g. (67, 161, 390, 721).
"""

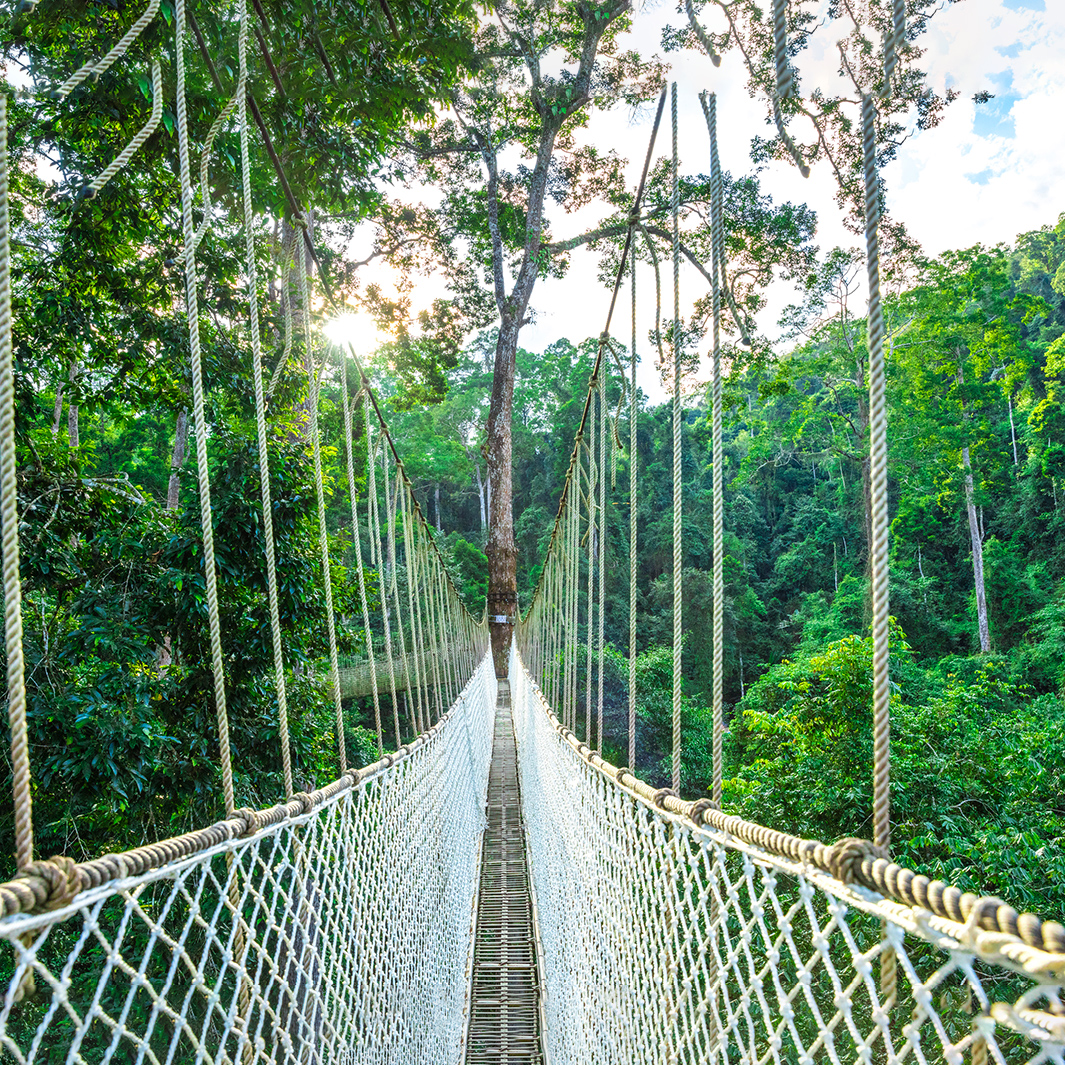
(485, 318, 521, 675)
(51, 381, 64, 435)
(67, 362, 80, 448)
(957, 363, 991, 653)
(962, 442, 991, 653)
(167, 407, 189, 511)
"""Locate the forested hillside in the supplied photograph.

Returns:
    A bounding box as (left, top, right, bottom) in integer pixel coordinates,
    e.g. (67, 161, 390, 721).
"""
(373, 219, 1065, 916)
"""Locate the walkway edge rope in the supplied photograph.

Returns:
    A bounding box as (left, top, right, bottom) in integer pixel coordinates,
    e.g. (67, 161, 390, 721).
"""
(514, 659, 1065, 972)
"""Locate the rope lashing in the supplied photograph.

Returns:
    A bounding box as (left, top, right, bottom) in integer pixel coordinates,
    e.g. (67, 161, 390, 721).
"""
(176, 0, 236, 817)
(671, 82, 683, 794)
(0, 95, 32, 872)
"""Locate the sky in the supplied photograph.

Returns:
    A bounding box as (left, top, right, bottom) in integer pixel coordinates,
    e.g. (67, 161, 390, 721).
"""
(497, 0, 1065, 401)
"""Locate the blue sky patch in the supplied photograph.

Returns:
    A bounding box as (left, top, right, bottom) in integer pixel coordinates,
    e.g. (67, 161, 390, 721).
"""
(1002, 0, 1043, 10)
(974, 70, 1019, 138)
(966, 169, 994, 186)
(995, 42, 1024, 58)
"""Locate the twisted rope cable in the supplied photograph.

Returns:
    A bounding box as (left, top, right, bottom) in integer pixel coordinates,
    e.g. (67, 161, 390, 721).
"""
(863, 93, 891, 860)
(684, 0, 722, 67)
(340, 373, 383, 756)
(597, 367, 607, 752)
(863, 91, 896, 1011)
(585, 415, 596, 745)
(0, 97, 32, 871)
(237, 16, 292, 799)
(298, 251, 346, 771)
(629, 240, 638, 773)
(377, 442, 403, 745)
(884, 0, 906, 95)
(366, 400, 401, 746)
(568, 487, 579, 732)
(671, 82, 683, 795)
(399, 478, 427, 735)
(704, 91, 725, 809)
(82, 58, 163, 200)
(53, 0, 161, 101)
(175, 0, 235, 817)
(773, 0, 794, 100)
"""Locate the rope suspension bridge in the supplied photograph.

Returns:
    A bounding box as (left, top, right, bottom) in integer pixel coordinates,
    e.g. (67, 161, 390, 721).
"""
(1, 4, 1063, 1064)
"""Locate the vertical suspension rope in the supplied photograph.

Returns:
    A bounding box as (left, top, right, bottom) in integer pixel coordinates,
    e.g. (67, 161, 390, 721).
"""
(628, 241, 638, 774)
(340, 368, 383, 756)
(705, 91, 725, 809)
(863, 93, 896, 1013)
(585, 407, 596, 745)
(567, 483, 579, 732)
(863, 94, 891, 859)
(773, 0, 793, 100)
(597, 366, 607, 751)
(884, 0, 906, 94)
(671, 82, 683, 795)
(398, 474, 427, 735)
(299, 249, 346, 771)
(176, 0, 235, 816)
(0, 96, 32, 871)
(237, 14, 292, 799)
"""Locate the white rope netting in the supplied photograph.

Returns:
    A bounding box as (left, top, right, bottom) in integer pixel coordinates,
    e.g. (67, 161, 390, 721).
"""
(511, 647, 1065, 1065)
(0, 654, 496, 1065)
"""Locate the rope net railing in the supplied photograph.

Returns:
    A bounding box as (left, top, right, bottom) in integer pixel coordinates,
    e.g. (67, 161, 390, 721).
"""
(511, 650, 1065, 1065)
(0, 655, 495, 1063)
(513, 76, 1065, 1065)
(0, 2, 494, 1060)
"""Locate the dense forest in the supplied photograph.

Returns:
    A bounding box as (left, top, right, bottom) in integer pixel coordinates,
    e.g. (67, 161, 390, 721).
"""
(1, 0, 1063, 931)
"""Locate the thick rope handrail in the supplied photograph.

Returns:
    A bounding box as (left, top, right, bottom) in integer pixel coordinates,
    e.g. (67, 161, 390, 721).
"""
(517, 666, 1065, 970)
(0, 665, 489, 922)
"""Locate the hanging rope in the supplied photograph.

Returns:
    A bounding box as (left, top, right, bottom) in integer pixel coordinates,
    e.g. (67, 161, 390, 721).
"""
(704, 91, 725, 809)
(597, 366, 607, 752)
(863, 92, 896, 1013)
(671, 81, 683, 795)
(0, 96, 31, 872)
(238, 20, 292, 799)
(176, 0, 235, 817)
(299, 248, 347, 771)
(884, 0, 906, 94)
(628, 241, 638, 774)
(772, 0, 794, 100)
(340, 371, 384, 755)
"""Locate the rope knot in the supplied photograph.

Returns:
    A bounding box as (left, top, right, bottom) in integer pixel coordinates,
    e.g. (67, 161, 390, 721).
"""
(293, 791, 315, 815)
(24, 856, 81, 913)
(614, 766, 632, 787)
(688, 798, 719, 827)
(826, 837, 888, 886)
(652, 788, 678, 809)
(234, 807, 261, 838)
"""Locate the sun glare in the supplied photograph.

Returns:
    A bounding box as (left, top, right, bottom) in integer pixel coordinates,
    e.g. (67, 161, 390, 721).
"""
(323, 312, 372, 349)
